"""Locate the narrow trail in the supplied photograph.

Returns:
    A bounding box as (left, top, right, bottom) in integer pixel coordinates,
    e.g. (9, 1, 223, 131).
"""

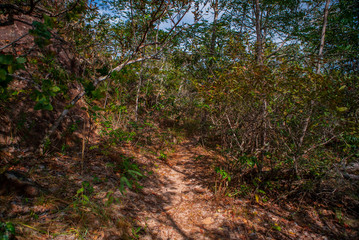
(121, 140, 330, 240)
(123, 140, 242, 240)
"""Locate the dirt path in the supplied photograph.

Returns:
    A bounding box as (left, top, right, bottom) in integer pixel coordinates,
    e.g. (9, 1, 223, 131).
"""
(120, 140, 334, 240)
(123, 140, 240, 240)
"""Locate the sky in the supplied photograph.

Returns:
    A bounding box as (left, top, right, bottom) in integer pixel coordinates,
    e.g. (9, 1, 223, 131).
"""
(92, 0, 214, 30)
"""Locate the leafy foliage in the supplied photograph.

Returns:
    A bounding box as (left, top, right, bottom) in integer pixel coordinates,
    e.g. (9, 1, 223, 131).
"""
(0, 222, 15, 240)
(0, 55, 26, 99)
(1, 0, 358, 221)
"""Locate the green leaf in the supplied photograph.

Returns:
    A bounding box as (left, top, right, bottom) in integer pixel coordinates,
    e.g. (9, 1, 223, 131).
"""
(82, 195, 89, 204)
(106, 195, 114, 206)
(272, 224, 281, 231)
(0, 55, 13, 65)
(6, 222, 15, 234)
(258, 189, 266, 195)
(7, 65, 14, 74)
(50, 86, 61, 92)
(77, 187, 84, 194)
(128, 169, 143, 177)
(0, 69, 6, 81)
(34, 102, 53, 111)
(336, 107, 348, 112)
(16, 57, 27, 64)
(84, 82, 95, 95)
(91, 105, 103, 111)
(43, 14, 54, 29)
(338, 85, 346, 91)
(120, 176, 131, 188)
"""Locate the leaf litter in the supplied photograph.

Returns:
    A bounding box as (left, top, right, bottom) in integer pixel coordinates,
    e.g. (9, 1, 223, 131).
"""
(0, 135, 358, 239)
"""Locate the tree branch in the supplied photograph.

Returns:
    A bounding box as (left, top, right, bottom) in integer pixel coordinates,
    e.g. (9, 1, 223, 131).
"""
(38, 54, 159, 154)
(0, 33, 29, 51)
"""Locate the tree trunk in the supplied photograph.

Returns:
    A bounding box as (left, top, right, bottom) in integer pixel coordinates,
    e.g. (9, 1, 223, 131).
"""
(317, 0, 330, 74)
(39, 57, 153, 154)
(253, 0, 266, 173)
(254, 0, 263, 65)
(210, 0, 219, 57)
(135, 66, 144, 122)
(294, 0, 330, 175)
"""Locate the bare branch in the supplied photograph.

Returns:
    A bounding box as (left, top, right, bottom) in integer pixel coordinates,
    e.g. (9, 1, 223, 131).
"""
(303, 136, 336, 154)
(0, 33, 29, 51)
(265, 37, 290, 60)
(10, 74, 41, 91)
(39, 54, 160, 154)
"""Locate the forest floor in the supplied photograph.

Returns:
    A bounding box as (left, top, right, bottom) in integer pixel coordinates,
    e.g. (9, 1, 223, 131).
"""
(119, 139, 352, 240)
(1, 132, 358, 239)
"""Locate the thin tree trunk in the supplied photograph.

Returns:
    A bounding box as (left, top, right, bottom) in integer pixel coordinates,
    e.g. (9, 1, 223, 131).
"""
(39, 57, 153, 154)
(210, 0, 219, 57)
(254, 0, 266, 173)
(294, 0, 330, 174)
(240, 4, 247, 34)
(317, 0, 330, 74)
(135, 67, 144, 122)
(254, 0, 263, 65)
(299, 0, 330, 146)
